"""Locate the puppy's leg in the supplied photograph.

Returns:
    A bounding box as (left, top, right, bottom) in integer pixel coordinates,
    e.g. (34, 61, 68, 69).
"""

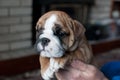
(40, 57, 51, 80)
(40, 56, 67, 80)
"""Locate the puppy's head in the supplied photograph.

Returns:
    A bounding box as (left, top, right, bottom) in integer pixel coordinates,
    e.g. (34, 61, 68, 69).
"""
(35, 11, 85, 58)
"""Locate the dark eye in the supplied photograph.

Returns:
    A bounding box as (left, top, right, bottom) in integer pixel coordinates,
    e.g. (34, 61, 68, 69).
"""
(36, 28, 44, 33)
(54, 24, 69, 38)
(36, 28, 44, 39)
(58, 31, 67, 38)
(54, 29, 69, 38)
(36, 25, 40, 32)
(36, 29, 39, 33)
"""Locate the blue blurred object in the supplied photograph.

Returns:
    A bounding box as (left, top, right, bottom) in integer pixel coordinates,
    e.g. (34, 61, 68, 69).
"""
(101, 61, 120, 80)
(112, 76, 120, 80)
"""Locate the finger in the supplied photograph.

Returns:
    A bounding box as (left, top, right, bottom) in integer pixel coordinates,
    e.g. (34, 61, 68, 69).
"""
(56, 69, 72, 80)
(56, 67, 80, 80)
(71, 60, 88, 71)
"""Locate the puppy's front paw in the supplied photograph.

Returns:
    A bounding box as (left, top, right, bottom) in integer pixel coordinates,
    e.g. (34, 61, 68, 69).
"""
(42, 58, 64, 80)
(42, 68, 54, 80)
(50, 58, 64, 70)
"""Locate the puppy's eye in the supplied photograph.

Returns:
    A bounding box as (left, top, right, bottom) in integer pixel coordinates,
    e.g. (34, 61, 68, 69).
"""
(58, 31, 67, 38)
(36, 25, 40, 32)
(55, 30, 69, 38)
(54, 24, 69, 38)
(36, 28, 44, 33)
(36, 28, 44, 39)
(36, 29, 39, 33)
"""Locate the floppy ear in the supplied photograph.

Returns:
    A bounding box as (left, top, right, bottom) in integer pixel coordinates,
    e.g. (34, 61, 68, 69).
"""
(69, 20, 86, 51)
(73, 20, 85, 40)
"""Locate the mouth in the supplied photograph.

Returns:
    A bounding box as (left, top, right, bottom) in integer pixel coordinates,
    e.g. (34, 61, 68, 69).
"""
(38, 46, 46, 53)
(39, 45, 65, 57)
(39, 49, 44, 52)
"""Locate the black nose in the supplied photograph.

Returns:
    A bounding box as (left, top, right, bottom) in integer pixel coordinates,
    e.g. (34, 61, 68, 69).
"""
(40, 38, 50, 46)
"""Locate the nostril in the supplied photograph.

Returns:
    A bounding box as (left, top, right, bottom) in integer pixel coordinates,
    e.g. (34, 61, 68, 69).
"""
(40, 38, 50, 46)
(42, 38, 50, 43)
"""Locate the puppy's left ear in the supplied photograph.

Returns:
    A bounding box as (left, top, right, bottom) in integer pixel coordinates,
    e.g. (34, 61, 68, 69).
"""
(69, 20, 86, 51)
(73, 20, 86, 40)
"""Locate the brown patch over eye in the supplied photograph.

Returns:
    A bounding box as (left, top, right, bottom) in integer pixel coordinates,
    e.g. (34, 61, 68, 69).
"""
(54, 24, 69, 38)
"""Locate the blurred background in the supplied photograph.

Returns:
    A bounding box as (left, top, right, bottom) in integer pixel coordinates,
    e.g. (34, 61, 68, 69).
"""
(0, 0, 120, 80)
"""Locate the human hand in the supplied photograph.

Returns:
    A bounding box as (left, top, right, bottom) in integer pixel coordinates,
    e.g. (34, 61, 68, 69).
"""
(56, 60, 108, 80)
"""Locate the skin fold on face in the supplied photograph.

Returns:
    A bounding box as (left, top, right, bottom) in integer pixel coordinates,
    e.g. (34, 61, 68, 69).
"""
(35, 11, 85, 58)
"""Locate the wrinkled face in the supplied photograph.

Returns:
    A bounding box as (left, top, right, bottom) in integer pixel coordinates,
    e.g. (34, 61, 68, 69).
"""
(36, 14, 65, 57)
(35, 11, 85, 58)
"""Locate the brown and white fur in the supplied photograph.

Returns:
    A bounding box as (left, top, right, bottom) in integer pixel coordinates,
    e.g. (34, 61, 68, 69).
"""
(35, 11, 93, 80)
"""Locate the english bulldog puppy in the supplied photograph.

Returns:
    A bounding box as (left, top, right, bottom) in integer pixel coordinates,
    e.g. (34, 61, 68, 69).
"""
(35, 11, 93, 80)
